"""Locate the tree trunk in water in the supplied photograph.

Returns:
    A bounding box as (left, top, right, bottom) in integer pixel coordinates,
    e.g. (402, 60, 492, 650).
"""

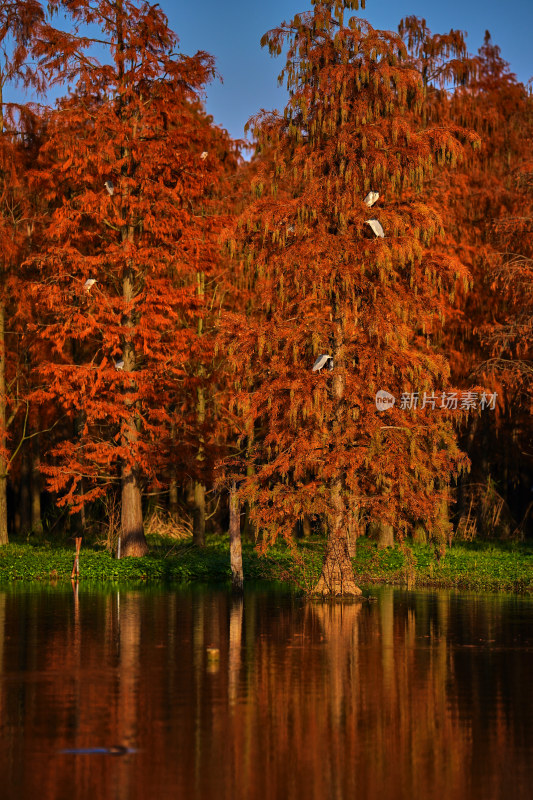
(193, 481, 206, 547)
(0, 302, 8, 545)
(121, 469, 148, 557)
(229, 481, 243, 592)
(314, 476, 361, 596)
(31, 434, 43, 536)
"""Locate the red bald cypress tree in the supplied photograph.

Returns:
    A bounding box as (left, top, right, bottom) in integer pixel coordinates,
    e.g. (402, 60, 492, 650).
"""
(401, 22, 532, 534)
(30, 0, 232, 555)
(221, 0, 472, 594)
(0, 0, 46, 544)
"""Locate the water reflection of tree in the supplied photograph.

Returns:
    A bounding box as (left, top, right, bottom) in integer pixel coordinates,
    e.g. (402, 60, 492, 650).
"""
(0, 589, 530, 800)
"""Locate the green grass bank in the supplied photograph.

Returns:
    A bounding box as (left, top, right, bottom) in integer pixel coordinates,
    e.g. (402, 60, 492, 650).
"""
(0, 535, 531, 594)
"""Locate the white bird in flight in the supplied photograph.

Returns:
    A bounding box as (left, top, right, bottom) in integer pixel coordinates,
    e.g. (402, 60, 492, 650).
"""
(312, 354, 333, 372)
(83, 278, 96, 291)
(364, 191, 379, 207)
(104, 181, 114, 196)
(366, 219, 385, 238)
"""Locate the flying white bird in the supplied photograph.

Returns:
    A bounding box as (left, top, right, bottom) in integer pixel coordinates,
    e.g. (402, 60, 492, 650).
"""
(83, 278, 96, 291)
(364, 191, 379, 207)
(115, 360, 125, 370)
(366, 219, 385, 238)
(104, 180, 114, 196)
(312, 354, 333, 372)
(200, 151, 208, 160)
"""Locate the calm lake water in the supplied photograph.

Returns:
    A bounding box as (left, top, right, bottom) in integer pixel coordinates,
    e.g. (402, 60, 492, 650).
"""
(0, 583, 531, 800)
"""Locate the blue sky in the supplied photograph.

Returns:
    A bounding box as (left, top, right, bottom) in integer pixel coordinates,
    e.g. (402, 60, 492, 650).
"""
(6, 0, 532, 144)
(167, 0, 532, 144)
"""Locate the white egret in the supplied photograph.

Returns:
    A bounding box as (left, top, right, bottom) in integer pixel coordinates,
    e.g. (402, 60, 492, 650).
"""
(364, 191, 379, 207)
(366, 219, 385, 238)
(312, 354, 333, 372)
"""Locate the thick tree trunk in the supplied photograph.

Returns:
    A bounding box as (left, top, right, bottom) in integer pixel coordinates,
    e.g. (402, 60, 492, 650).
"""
(0, 302, 8, 545)
(346, 502, 359, 558)
(121, 469, 148, 557)
(229, 481, 243, 592)
(193, 480, 206, 547)
(377, 520, 394, 548)
(313, 312, 361, 597)
(368, 518, 394, 548)
(31, 434, 43, 536)
(313, 476, 361, 597)
(119, 271, 148, 558)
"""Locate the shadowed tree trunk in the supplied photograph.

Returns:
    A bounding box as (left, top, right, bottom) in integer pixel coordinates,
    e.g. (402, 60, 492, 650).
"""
(377, 520, 394, 548)
(368, 518, 394, 548)
(169, 476, 178, 519)
(193, 480, 206, 547)
(121, 470, 147, 557)
(229, 481, 243, 592)
(19, 445, 31, 535)
(31, 433, 43, 536)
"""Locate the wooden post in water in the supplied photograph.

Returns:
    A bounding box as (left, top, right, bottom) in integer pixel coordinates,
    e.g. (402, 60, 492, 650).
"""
(71, 537, 82, 579)
(229, 481, 243, 593)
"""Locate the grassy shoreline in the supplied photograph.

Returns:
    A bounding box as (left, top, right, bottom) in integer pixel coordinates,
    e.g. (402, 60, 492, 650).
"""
(0, 535, 531, 594)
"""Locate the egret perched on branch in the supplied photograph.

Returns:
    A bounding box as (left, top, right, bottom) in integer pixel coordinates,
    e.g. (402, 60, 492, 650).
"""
(364, 191, 379, 207)
(83, 278, 96, 291)
(200, 151, 208, 160)
(115, 360, 124, 370)
(104, 180, 114, 196)
(312, 354, 333, 372)
(366, 219, 385, 238)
